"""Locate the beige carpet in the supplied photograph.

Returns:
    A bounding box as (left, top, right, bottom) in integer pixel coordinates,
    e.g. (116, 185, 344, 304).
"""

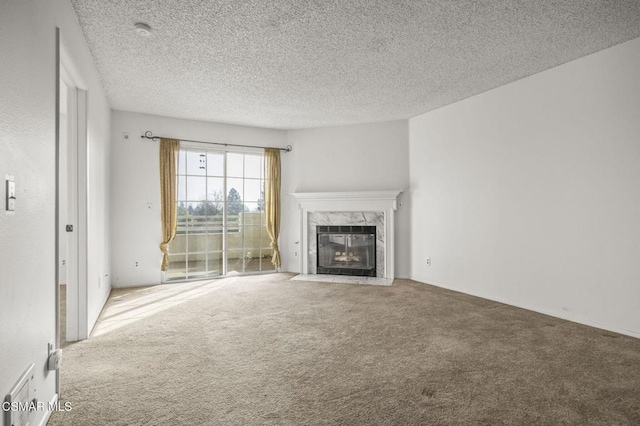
(49, 273, 640, 425)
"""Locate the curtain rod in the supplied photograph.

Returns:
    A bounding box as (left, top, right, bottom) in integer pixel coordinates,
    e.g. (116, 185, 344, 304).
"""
(140, 131, 292, 153)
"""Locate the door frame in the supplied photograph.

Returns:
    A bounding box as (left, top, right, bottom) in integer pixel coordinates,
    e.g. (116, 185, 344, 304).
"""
(163, 145, 273, 282)
(55, 28, 90, 373)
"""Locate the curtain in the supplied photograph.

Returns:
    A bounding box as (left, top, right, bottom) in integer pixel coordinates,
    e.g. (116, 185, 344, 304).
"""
(159, 138, 180, 271)
(264, 148, 282, 269)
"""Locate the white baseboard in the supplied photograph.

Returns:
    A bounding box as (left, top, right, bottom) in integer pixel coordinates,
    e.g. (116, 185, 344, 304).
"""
(414, 279, 640, 340)
(37, 393, 58, 426)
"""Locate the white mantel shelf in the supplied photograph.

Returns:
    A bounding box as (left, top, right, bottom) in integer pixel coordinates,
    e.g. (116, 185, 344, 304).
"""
(290, 190, 403, 279)
(291, 190, 402, 208)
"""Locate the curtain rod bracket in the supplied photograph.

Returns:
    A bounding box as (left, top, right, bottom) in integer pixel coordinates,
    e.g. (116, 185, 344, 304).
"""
(140, 131, 292, 153)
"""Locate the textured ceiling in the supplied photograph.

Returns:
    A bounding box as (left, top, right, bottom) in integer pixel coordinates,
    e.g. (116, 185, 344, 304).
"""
(70, 0, 640, 129)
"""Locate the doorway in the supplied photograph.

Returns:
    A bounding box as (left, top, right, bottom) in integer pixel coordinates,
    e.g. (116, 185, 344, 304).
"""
(56, 30, 89, 357)
(58, 73, 72, 346)
(165, 148, 275, 281)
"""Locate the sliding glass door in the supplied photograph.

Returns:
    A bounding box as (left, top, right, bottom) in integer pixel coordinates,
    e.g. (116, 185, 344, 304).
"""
(166, 148, 275, 281)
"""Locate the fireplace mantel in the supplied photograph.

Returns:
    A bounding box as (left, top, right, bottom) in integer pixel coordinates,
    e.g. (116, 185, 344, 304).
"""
(290, 191, 402, 279)
(290, 191, 401, 207)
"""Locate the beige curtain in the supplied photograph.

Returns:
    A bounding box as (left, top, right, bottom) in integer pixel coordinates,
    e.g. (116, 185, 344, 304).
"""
(159, 138, 180, 271)
(264, 148, 282, 269)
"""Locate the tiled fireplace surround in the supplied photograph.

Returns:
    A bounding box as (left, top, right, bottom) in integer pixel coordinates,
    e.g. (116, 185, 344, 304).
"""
(290, 191, 402, 279)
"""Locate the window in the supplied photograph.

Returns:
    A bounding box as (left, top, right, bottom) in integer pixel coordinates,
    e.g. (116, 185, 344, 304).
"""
(166, 148, 274, 281)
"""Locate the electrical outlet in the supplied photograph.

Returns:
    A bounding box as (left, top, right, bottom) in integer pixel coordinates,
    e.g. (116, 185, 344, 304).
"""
(426, 257, 431, 266)
(294, 251, 298, 257)
(61, 259, 66, 266)
(133, 260, 140, 268)
(122, 132, 129, 142)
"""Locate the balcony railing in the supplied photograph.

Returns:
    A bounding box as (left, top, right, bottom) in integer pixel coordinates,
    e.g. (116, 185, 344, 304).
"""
(175, 215, 240, 235)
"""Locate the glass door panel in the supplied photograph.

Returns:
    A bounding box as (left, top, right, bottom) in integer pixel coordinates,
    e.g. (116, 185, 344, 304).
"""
(244, 155, 263, 178)
(187, 253, 207, 278)
(206, 251, 223, 278)
(226, 250, 244, 274)
(261, 249, 275, 271)
(166, 254, 186, 280)
(167, 148, 274, 281)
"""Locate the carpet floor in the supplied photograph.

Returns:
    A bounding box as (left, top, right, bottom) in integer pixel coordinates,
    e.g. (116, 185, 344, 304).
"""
(49, 273, 640, 425)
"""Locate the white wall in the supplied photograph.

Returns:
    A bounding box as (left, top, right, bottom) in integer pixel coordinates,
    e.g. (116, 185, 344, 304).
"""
(282, 121, 410, 278)
(409, 37, 640, 338)
(110, 110, 287, 287)
(0, 0, 111, 423)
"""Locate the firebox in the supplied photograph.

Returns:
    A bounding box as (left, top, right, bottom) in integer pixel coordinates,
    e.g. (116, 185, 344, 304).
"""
(316, 225, 376, 277)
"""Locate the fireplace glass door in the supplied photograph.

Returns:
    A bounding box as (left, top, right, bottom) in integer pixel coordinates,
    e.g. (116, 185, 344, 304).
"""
(317, 226, 376, 277)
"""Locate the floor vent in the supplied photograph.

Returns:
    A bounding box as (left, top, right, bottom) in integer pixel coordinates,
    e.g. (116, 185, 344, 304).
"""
(3, 363, 35, 426)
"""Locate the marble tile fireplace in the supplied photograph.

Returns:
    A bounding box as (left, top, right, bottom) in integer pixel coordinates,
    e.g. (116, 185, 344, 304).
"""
(290, 191, 402, 279)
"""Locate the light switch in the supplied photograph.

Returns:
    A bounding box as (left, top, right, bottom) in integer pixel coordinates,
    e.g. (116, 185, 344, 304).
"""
(6, 175, 15, 212)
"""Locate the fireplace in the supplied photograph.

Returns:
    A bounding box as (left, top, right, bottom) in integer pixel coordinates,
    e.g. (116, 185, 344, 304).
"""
(316, 225, 376, 277)
(291, 190, 402, 279)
